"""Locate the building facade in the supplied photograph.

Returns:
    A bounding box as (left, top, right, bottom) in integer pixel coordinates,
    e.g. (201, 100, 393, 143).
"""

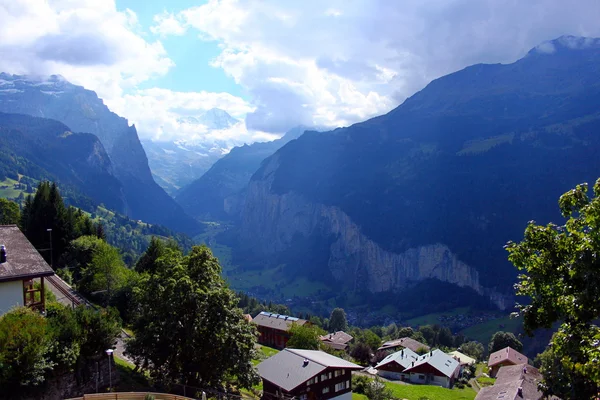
(253, 311, 309, 349)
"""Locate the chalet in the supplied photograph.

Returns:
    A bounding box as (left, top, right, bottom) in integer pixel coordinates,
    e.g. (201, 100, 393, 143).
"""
(258, 348, 362, 400)
(377, 337, 430, 353)
(475, 364, 559, 400)
(253, 311, 309, 349)
(487, 347, 529, 378)
(401, 349, 460, 388)
(448, 350, 476, 366)
(374, 348, 419, 381)
(0, 225, 54, 316)
(319, 331, 353, 351)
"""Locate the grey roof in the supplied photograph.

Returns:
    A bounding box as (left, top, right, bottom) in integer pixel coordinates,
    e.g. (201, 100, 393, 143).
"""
(378, 337, 430, 353)
(257, 348, 362, 392)
(253, 311, 307, 332)
(375, 348, 419, 370)
(488, 347, 529, 368)
(320, 331, 354, 347)
(403, 349, 460, 378)
(476, 364, 560, 400)
(448, 350, 476, 366)
(0, 225, 54, 282)
(495, 364, 542, 385)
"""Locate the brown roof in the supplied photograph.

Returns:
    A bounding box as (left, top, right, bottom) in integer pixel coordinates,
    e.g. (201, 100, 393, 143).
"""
(320, 331, 353, 345)
(475, 364, 560, 400)
(253, 311, 308, 332)
(488, 347, 529, 368)
(0, 225, 54, 282)
(378, 337, 430, 353)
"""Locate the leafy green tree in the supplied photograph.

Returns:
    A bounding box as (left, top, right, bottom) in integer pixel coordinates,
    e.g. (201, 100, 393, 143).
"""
(78, 240, 129, 304)
(0, 198, 20, 225)
(488, 331, 523, 354)
(364, 376, 393, 400)
(383, 323, 398, 339)
(134, 236, 166, 274)
(329, 307, 348, 332)
(418, 325, 436, 345)
(127, 245, 259, 390)
(350, 342, 372, 365)
(506, 179, 600, 398)
(287, 323, 324, 350)
(459, 341, 484, 361)
(0, 308, 54, 392)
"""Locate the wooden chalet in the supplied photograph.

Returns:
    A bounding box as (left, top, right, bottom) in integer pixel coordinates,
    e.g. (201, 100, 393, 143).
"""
(487, 347, 529, 378)
(258, 348, 362, 400)
(401, 349, 460, 388)
(319, 331, 353, 351)
(253, 311, 309, 349)
(0, 225, 54, 315)
(375, 347, 419, 381)
(475, 364, 560, 400)
(377, 337, 430, 353)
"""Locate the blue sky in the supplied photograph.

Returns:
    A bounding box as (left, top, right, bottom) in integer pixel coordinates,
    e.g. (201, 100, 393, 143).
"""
(116, 0, 245, 98)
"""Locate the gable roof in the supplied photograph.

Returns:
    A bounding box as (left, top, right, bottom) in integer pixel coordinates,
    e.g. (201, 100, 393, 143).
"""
(0, 225, 54, 282)
(375, 348, 419, 370)
(488, 347, 529, 368)
(257, 348, 362, 392)
(253, 311, 308, 332)
(403, 349, 460, 378)
(475, 364, 558, 400)
(378, 337, 430, 353)
(448, 350, 476, 366)
(320, 331, 353, 346)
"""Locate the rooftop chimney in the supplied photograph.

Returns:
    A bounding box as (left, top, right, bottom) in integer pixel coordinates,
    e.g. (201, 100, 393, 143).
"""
(303, 359, 309, 367)
(0, 245, 6, 263)
(517, 387, 523, 397)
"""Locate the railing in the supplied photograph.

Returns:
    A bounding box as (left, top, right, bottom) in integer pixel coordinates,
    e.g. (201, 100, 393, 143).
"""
(66, 392, 198, 400)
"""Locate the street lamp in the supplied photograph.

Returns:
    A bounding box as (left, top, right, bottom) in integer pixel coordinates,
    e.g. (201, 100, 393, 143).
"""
(105, 349, 114, 392)
(46, 228, 53, 269)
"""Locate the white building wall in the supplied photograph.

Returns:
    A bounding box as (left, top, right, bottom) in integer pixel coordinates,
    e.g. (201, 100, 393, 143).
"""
(0, 280, 23, 315)
(329, 391, 352, 400)
(378, 370, 402, 380)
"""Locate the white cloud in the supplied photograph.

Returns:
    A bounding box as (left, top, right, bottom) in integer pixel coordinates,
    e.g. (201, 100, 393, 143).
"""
(150, 11, 187, 36)
(155, 0, 600, 133)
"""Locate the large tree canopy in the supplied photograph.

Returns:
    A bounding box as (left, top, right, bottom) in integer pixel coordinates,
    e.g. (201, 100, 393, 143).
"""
(506, 179, 600, 399)
(329, 308, 348, 332)
(127, 245, 259, 390)
(488, 331, 523, 354)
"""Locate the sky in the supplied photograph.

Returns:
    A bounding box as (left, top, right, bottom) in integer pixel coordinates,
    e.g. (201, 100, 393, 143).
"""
(1, 0, 600, 144)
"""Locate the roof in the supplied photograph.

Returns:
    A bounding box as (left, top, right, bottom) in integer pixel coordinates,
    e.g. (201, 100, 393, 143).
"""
(0, 225, 54, 282)
(475, 364, 557, 400)
(403, 349, 460, 378)
(449, 350, 476, 366)
(375, 348, 419, 370)
(320, 331, 353, 346)
(253, 311, 307, 332)
(378, 337, 430, 353)
(488, 347, 529, 368)
(257, 348, 362, 392)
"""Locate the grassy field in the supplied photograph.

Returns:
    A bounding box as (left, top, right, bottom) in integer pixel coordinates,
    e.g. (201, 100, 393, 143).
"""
(405, 307, 470, 326)
(459, 315, 523, 345)
(0, 177, 29, 199)
(384, 381, 476, 400)
(476, 376, 496, 388)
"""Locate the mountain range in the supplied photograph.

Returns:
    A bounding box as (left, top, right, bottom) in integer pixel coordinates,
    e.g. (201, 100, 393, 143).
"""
(176, 125, 310, 220)
(213, 36, 600, 310)
(142, 108, 243, 195)
(0, 73, 199, 234)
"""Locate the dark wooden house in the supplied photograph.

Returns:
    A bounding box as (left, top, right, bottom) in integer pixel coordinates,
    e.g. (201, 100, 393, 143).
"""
(253, 311, 309, 349)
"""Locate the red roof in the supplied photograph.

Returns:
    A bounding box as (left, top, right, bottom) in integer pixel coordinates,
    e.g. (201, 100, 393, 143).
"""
(487, 347, 528, 368)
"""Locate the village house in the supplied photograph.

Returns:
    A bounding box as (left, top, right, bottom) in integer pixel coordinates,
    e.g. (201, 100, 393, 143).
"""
(401, 349, 461, 388)
(377, 337, 430, 353)
(374, 347, 419, 381)
(475, 364, 559, 400)
(319, 331, 353, 352)
(0, 225, 54, 316)
(253, 311, 309, 349)
(258, 348, 362, 400)
(487, 347, 529, 378)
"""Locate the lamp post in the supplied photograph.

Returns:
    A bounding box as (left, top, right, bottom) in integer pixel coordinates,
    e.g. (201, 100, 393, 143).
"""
(46, 228, 53, 269)
(105, 349, 114, 392)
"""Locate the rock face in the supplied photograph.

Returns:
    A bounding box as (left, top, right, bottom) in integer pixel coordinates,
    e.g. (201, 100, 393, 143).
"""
(0, 73, 199, 234)
(240, 154, 508, 309)
(237, 36, 600, 308)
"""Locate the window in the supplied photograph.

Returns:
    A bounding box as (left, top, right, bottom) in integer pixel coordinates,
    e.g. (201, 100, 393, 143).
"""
(299, 395, 307, 400)
(321, 373, 328, 381)
(322, 387, 330, 394)
(334, 370, 343, 377)
(334, 382, 346, 392)
(329, 372, 332, 379)
(307, 377, 315, 385)
(418, 375, 425, 380)
(345, 381, 350, 389)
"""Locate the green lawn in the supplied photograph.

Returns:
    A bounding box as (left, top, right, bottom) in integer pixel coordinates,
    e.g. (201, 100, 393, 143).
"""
(405, 307, 470, 327)
(459, 315, 522, 345)
(0, 177, 26, 199)
(384, 381, 476, 400)
(114, 355, 153, 391)
(476, 376, 496, 388)
(352, 393, 368, 400)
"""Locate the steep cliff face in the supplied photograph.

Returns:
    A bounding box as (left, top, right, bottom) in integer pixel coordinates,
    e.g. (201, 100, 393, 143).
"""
(0, 74, 199, 234)
(237, 37, 600, 310)
(240, 154, 509, 309)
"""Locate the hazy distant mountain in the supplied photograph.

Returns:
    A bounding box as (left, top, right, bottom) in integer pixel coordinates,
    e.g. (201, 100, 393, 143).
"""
(234, 36, 600, 310)
(143, 108, 243, 195)
(176, 126, 310, 220)
(0, 74, 199, 234)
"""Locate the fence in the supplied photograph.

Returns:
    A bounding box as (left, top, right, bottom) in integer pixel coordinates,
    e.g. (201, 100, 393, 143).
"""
(66, 392, 197, 400)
